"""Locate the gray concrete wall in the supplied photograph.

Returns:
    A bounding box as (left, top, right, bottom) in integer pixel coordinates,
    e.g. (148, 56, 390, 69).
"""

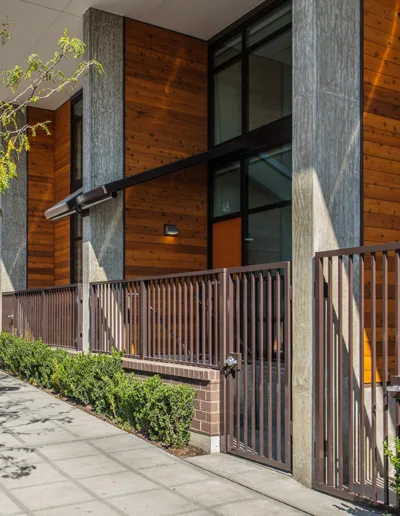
(0, 110, 28, 319)
(292, 0, 362, 487)
(82, 8, 124, 350)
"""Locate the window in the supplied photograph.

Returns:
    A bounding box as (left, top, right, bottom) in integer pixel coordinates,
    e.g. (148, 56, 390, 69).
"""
(211, 0, 292, 145)
(248, 144, 292, 210)
(214, 62, 242, 145)
(248, 29, 292, 130)
(246, 205, 292, 265)
(211, 144, 292, 266)
(71, 93, 83, 284)
(210, 1, 292, 267)
(213, 161, 241, 217)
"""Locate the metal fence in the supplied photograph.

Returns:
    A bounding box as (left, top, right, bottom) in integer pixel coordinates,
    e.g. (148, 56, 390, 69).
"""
(224, 262, 292, 472)
(90, 269, 223, 367)
(315, 242, 400, 509)
(2, 284, 83, 350)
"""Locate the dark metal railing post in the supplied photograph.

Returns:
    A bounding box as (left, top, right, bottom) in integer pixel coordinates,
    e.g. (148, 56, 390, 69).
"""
(13, 293, 18, 337)
(90, 284, 96, 352)
(41, 290, 47, 344)
(315, 255, 324, 488)
(77, 284, 83, 351)
(140, 280, 148, 358)
(219, 269, 228, 453)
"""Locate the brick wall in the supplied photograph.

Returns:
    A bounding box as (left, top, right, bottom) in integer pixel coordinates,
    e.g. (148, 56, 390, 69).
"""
(121, 358, 221, 438)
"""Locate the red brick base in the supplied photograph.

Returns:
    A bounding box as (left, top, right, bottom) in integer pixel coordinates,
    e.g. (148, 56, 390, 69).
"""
(121, 358, 222, 439)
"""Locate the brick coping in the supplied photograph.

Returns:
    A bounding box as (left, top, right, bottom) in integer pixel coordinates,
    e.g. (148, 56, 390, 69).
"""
(121, 357, 221, 382)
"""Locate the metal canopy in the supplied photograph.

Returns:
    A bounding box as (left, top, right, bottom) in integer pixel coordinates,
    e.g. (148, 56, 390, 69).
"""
(44, 116, 291, 221)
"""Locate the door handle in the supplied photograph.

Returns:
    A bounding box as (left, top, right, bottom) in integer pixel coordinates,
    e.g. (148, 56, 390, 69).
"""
(224, 352, 242, 371)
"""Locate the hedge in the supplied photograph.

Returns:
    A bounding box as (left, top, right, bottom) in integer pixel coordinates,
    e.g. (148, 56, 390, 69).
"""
(0, 333, 196, 448)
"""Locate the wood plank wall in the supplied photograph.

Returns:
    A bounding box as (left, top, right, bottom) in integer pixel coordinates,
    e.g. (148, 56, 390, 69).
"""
(363, 0, 400, 382)
(27, 108, 55, 288)
(27, 103, 71, 289)
(54, 101, 71, 285)
(124, 19, 208, 278)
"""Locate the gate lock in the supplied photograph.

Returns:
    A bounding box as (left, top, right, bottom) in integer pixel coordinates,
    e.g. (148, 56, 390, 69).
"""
(387, 376, 400, 401)
(224, 353, 241, 371)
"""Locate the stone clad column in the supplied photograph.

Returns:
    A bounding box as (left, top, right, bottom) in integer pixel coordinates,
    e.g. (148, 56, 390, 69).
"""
(0, 110, 28, 329)
(292, 0, 362, 487)
(82, 8, 124, 351)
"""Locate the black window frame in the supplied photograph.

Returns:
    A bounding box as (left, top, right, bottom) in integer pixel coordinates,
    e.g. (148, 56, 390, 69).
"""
(70, 90, 83, 284)
(207, 0, 293, 268)
(208, 0, 292, 147)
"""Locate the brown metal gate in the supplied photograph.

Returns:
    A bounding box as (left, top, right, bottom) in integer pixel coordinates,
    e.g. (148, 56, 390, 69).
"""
(315, 243, 400, 510)
(224, 262, 292, 472)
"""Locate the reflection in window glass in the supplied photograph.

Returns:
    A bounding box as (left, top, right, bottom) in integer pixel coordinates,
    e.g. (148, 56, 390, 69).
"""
(214, 162, 241, 217)
(214, 61, 242, 144)
(249, 29, 292, 131)
(213, 34, 242, 68)
(248, 144, 292, 210)
(247, 1, 291, 47)
(246, 206, 292, 265)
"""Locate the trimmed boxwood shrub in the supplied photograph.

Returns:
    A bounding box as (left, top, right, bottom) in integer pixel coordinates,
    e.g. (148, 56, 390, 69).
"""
(0, 333, 195, 448)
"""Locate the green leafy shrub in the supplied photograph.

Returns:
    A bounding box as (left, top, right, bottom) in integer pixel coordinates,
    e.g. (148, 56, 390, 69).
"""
(384, 438, 400, 495)
(0, 333, 195, 448)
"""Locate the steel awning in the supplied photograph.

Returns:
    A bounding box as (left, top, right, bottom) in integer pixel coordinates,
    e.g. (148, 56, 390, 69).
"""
(44, 116, 291, 221)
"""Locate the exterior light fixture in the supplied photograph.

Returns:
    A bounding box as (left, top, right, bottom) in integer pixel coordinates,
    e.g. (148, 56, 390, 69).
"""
(244, 236, 255, 242)
(164, 224, 179, 236)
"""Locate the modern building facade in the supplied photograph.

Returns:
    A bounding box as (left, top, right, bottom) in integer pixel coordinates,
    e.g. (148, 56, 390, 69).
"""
(1, 0, 400, 509)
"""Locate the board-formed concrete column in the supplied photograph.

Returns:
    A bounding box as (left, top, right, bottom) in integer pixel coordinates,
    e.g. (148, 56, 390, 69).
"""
(292, 0, 362, 487)
(0, 110, 28, 329)
(82, 8, 124, 351)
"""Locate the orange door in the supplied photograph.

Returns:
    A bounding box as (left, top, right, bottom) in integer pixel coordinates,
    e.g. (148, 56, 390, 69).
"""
(212, 217, 242, 269)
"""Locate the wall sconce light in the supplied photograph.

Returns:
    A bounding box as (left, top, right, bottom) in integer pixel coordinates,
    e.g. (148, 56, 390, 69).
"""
(164, 224, 179, 236)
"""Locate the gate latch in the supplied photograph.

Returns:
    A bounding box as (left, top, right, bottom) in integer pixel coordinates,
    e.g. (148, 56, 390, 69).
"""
(224, 353, 241, 371)
(388, 376, 400, 401)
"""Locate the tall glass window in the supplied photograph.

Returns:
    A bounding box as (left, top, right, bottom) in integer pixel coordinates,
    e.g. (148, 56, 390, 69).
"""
(71, 94, 83, 284)
(210, 1, 292, 267)
(213, 162, 241, 217)
(211, 0, 292, 145)
(211, 144, 292, 266)
(248, 29, 292, 130)
(214, 62, 242, 145)
(248, 144, 292, 210)
(246, 206, 292, 265)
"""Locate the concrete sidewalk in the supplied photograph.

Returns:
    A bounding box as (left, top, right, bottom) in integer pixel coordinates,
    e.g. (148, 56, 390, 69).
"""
(0, 371, 379, 516)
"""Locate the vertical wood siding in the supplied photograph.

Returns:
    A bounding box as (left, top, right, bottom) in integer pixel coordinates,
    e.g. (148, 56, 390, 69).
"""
(364, 0, 400, 244)
(27, 102, 71, 288)
(124, 19, 208, 278)
(27, 108, 55, 288)
(54, 101, 71, 285)
(363, 0, 400, 382)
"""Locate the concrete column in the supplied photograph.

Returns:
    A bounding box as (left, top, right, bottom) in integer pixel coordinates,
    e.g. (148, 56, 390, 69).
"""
(0, 110, 28, 329)
(82, 8, 124, 351)
(292, 0, 361, 487)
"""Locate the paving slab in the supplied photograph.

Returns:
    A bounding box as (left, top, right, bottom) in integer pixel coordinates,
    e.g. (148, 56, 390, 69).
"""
(186, 454, 382, 516)
(0, 372, 382, 516)
(34, 500, 121, 516)
(11, 480, 94, 512)
(0, 490, 27, 515)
